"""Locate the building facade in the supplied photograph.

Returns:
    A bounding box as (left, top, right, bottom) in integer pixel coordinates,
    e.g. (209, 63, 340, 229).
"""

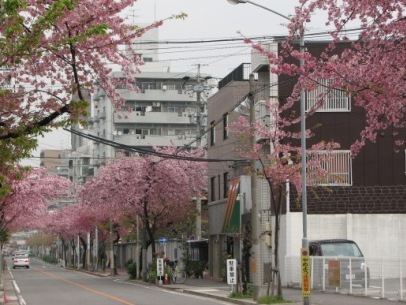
(207, 40, 406, 288)
(90, 70, 211, 165)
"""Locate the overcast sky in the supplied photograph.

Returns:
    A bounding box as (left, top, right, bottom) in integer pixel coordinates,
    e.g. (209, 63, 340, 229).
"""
(133, 0, 302, 77)
(26, 0, 335, 165)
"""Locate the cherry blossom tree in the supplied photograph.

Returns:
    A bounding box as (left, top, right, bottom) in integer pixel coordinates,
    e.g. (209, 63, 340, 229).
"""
(249, 0, 406, 153)
(0, 167, 71, 247)
(44, 203, 99, 269)
(230, 98, 339, 296)
(0, 0, 185, 191)
(79, 146, 207, 280)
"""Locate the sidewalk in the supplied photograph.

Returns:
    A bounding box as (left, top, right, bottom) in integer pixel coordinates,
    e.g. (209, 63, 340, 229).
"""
(2, 269, 20, 305)
(129, 274, 403, 305)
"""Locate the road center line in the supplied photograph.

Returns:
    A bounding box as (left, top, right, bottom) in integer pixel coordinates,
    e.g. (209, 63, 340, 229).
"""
(36, 268, 135, 305)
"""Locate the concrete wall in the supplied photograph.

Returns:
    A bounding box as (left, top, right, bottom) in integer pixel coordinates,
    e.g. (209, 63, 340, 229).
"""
(279, 212, 406, 285)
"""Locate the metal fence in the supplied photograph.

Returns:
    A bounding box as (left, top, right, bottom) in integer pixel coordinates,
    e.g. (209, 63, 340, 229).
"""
(285, 256, 406, 302)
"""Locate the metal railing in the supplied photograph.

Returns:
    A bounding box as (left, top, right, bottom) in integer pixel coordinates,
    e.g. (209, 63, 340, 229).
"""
(305, 79, 351, 112)
(285, 256, 406, 301)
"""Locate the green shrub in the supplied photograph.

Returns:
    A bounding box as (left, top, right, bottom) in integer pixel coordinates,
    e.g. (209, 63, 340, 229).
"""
(146, 260, 157, 283)
(257, 295, 292, 304)
(185, 260, 207, 278)
(125, 259, 137, 279)
(229, 291, 253, 299)
(42, 255, 58, 264)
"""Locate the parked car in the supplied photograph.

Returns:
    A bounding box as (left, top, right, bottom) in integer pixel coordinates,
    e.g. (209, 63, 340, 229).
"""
(13, 254, 30, 269)
(309, 239, 370, 288)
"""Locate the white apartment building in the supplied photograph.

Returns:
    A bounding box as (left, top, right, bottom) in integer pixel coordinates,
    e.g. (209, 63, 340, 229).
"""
(71, 26, 212, 170)
(91, 70, 211, 166)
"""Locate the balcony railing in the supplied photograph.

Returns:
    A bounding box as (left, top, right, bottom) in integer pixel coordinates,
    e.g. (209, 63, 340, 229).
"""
(306, 79, 351, 112)
(113, 110, 193, 124)
(114, 134, 197, 147)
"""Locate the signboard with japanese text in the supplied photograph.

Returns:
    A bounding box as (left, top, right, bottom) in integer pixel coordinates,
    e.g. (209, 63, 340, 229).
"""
(157, 258, 164, 277)
(328, 260, 341, 287)
(301, 248, 311, 297)
(226, 259, 237, 285)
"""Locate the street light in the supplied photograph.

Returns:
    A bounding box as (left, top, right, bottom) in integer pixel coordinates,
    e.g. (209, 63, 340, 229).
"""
(227, 0, 290, 21)
(227, 1, 309, 305)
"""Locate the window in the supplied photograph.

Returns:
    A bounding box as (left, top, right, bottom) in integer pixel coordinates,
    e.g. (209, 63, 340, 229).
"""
(210, 121, 216, 146)
(306, 79, 351, 112)
(404, 149, 406, 175)
(210, 177, 216, 201)
(223, 172, 229, 198)
(308, 150, 352, 186)
(223, 114, 229, 140)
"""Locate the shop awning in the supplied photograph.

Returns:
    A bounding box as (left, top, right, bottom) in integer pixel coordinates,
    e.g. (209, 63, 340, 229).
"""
(222, 178, 240, 233)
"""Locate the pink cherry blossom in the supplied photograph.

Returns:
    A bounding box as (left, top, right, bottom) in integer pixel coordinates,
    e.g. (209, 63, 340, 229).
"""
(0, 168, 71, 235)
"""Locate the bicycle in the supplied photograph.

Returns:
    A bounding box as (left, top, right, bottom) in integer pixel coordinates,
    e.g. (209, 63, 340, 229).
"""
(171, 261, 187, 284)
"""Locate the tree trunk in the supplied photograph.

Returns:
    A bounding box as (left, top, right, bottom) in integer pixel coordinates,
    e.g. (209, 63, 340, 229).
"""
(272, 185, 283, 297)
(79, 236, 87, 270)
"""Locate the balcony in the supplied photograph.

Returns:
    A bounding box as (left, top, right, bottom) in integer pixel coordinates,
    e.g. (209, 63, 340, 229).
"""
(113, 110, 192, 124)
(114, 134, 197, 147)
(251, 42, 277, 73)
(116, 88, 196, 102)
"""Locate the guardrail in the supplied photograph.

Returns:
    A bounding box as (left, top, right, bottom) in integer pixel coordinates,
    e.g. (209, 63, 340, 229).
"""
(285, 256, 406, 301)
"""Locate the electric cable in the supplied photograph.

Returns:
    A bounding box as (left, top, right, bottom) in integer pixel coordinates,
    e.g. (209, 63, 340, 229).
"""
(64, 128, 245, 163)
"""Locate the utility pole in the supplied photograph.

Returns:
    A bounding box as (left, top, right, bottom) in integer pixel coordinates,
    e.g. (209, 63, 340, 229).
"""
(109, 219, 115, 275)
(195, 64, 203, 240)
(186, 63, 212, 241)
(248, 73, 262, 299)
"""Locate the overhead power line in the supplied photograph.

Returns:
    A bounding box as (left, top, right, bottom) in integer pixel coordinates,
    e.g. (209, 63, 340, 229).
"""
(64, 128, 244, 163)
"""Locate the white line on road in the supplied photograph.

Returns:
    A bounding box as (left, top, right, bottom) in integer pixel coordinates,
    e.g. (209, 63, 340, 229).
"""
(12, 280, 26, 305)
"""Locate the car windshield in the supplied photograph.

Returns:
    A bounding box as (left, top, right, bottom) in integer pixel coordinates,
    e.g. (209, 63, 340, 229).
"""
(320, 242, 363, 257)
(15, 255, 28, 259)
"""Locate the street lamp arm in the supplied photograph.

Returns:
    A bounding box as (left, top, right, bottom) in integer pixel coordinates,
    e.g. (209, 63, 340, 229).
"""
(246, 0, 290, 20)
(227, 0, 290, 21)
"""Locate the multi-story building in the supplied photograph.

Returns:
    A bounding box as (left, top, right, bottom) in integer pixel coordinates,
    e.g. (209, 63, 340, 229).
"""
(82, 26, 212, 167)
(207, 39, 406, 288)
(39, 149, 64, 172)
(91, 69, 211, 165)
(206, 63, 261, 280)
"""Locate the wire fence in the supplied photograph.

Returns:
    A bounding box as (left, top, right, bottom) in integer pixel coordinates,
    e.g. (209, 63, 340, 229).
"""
(285, 256, 406, 302)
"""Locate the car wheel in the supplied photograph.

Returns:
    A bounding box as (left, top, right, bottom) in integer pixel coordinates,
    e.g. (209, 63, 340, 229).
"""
(26, 266, 29, 269)
(13, 266, 16, 269)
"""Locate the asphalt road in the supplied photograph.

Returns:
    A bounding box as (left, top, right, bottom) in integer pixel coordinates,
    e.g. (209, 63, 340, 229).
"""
(10, 258, 235, 305)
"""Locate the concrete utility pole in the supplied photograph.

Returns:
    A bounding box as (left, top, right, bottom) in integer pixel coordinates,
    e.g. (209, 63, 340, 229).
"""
(185, 63, 212, 241)
(195, 64, 203, 241)
(109, 220, 115, 275)
(248, 73, 263, 299)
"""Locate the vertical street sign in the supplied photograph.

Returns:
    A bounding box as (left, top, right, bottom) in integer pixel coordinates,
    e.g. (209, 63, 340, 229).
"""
(226, 259, 237, 285)
(301, 248, 311, 297)
(157, 258, 164, 277)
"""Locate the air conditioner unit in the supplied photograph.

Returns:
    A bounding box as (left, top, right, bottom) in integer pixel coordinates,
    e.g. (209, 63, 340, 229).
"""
(162, 85, 167, 91)
(153, 102, 161, 107)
